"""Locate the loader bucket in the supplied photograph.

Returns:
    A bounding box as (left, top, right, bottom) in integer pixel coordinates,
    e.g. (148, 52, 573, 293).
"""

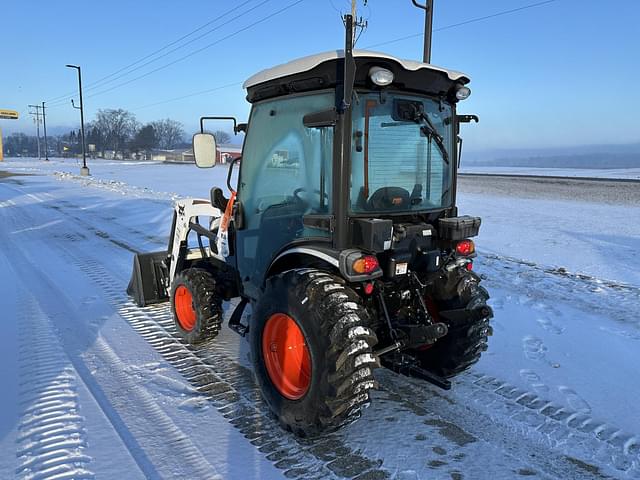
(127, 251, 170, 307)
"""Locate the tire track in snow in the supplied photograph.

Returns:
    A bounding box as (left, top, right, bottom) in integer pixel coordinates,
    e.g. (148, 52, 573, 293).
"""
(16, 297, 94, 480)
(377, 369, 640, 479)
(1, 192, 224, 480)
(10, 178, 640, 478)
(12, 168, 392, 479)
(68, 256, 389, 480)
(43, 191, 640, 479)
(463, 373, 639, 476)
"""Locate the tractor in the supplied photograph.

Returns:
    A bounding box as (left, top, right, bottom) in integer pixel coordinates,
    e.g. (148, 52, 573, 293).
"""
(128, 15, 493, 436)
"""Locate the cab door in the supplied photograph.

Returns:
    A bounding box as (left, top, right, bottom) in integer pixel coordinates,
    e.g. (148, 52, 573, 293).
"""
(235, 91, 334, 298)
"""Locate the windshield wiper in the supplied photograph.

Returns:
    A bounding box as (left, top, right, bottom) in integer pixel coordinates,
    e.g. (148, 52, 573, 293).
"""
(379, 117, 449, 165)
(417, 113, 449, 165)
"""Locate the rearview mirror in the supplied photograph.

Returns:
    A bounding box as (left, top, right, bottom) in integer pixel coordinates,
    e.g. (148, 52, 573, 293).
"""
(192, 133, 217, 168)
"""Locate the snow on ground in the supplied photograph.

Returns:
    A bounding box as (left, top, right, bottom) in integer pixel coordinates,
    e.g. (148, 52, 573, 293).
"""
(1, 157, 639, 479)
(459, 165, 640, 180)
(458, 189, 640, 287)
(3, 157, 237, 200)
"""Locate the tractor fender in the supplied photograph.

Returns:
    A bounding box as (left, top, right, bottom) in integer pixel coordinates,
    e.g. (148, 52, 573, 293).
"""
(267, 245, 381, 283)
(267, 245, 340, 279)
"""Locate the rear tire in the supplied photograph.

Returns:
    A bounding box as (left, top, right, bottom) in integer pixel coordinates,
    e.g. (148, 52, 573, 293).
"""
(251, 269, 379, 437)
(170, 268, 223, 344)
(417, 271, 493, 378)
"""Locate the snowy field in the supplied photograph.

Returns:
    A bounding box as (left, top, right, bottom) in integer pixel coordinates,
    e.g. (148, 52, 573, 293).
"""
(1, 157, 639, 479)
(459, 165, 640, 180)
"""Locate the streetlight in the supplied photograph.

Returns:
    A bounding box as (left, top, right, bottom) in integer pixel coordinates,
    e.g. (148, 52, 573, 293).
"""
(65, 64, 89, 176)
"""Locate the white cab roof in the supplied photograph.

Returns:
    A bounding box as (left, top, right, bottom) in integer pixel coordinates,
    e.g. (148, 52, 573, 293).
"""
(243, 49, 469, 89)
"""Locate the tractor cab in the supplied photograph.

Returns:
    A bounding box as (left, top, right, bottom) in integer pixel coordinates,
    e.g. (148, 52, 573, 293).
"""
(198, 49, 477, 299)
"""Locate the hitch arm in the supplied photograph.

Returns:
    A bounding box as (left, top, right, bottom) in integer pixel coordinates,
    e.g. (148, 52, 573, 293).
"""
(381, 354, 452, 390)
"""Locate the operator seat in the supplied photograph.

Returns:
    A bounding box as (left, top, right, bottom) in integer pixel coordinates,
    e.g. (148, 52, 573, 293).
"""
(366, 186, 411, 210)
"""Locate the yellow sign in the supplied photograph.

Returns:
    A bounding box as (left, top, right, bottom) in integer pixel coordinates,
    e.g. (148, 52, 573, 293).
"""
(0, 109, 19, 120)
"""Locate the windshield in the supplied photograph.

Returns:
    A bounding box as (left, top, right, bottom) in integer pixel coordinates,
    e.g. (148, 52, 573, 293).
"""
(350, 92, 454, 213)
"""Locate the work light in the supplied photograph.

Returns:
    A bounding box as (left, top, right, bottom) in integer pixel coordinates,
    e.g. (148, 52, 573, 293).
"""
(369, 66, 394, 86)
(455, 85, 471, 100)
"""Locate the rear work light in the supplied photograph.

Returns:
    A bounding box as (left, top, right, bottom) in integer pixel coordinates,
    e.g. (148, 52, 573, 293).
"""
(352, 255, 379, 274)
(369, 66, 394, 86)
(456, 239, 475, 256)
(455, 85, 471, 100)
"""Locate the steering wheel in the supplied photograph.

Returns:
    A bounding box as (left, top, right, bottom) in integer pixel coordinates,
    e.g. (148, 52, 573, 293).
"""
(366, 186, 411, 210)
(293, 187, 329, 205)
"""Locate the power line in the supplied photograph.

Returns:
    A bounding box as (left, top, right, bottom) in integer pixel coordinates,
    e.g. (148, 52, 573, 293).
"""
(77, 0, 270, 96)
(83, 0, 306, 101)
(132, 81, 243, 111)
(363, 0, 557, 50)
(80, 0, 259, 92)
(46, 0, 303, 108)
(45, 0, 263, 104)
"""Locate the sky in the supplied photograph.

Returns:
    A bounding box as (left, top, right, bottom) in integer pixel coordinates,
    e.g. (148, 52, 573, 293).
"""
(2, 0, 640, 151)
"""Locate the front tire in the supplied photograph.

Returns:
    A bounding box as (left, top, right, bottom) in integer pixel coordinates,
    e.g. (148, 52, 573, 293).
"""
(251, 269, 379, 437)
(170, 268, 223, 344)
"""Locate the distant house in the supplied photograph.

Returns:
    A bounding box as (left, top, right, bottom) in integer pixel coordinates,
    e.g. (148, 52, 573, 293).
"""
(155, 144, 242, 165)
(151, 148, 193, 163)
(217, 143, 242, 165)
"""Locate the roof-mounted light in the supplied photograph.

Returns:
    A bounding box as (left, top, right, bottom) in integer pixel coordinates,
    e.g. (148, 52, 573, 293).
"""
(455, 85, 471, 101)
(369, 66, 394, 86)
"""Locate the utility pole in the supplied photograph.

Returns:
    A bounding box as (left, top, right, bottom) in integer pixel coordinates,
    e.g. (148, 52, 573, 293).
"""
(349, 0, 367, 47)
(28, 104, 42, 161)
(41, 102, 49, 161)
(412, 0, 434, 63)
(66, 64, 89, 176)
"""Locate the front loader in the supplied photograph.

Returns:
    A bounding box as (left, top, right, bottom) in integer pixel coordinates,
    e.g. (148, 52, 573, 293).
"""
(128, 15, 493, 436)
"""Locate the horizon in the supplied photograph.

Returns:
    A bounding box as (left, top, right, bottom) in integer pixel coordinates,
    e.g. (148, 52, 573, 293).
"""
(3, 0, 640, 151)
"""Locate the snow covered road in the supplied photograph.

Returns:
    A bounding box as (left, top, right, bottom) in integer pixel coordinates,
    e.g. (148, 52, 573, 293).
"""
(1, 158, 639, 479)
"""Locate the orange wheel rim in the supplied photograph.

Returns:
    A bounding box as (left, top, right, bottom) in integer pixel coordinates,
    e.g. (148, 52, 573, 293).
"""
(262, 313, 311, 400)
(175, 285, 196, 331)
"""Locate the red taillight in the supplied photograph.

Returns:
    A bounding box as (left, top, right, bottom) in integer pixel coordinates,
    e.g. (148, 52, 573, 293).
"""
(456, 239, 475, 256)
(466, 262, 473, 271)
(352, 255, 379, 274)
(363, 282, 375, 295)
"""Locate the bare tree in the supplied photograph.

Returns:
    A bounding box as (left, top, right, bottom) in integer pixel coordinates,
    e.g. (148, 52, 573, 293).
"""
(92, 109, 139, 155)
(130, 124, 158, 153)
(212, 130, 231, 144)
(151, 119, 185, 149)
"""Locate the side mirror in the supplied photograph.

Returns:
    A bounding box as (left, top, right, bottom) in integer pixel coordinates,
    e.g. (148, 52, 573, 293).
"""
(192, 133, 217, 168)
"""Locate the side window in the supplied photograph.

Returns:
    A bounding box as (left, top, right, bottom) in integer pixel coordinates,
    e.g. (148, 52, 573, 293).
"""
(239, 92, 334, 231)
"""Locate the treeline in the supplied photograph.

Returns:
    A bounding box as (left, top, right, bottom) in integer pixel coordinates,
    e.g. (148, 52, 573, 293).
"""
(476, 153, 640, 169)
(3, 108, 231, 158)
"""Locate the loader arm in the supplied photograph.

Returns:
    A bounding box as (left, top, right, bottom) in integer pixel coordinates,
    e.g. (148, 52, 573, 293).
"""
(168, 198, 224, 284)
